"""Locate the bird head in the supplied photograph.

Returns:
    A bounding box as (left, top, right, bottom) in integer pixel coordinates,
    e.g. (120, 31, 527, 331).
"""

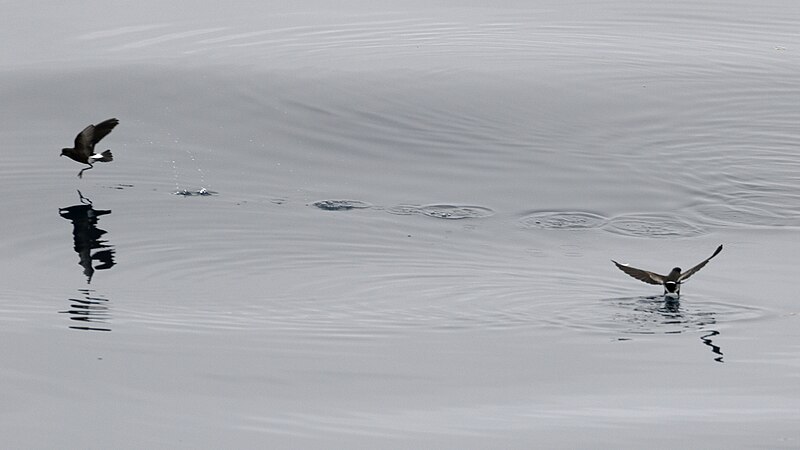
(60, 148, 69, 156)
(670, 267, 682, 276)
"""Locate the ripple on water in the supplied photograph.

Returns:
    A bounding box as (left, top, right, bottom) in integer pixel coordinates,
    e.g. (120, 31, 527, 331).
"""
(386, 204, 494, 219)
(258, 278, 546, 334)
(603, 213, 707, 238)
(312, 200, 372, 211)
(106, 184, 134, 191)
(543, 296, 765, 335)
(693, 202, 800, 228)
(519, 211, 608, 230)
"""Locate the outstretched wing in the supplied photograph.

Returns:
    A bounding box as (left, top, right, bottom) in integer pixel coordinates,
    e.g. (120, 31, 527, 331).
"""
(612, 260, 664, 285)
(74, 118, 119, 152)
(678, 244, 723, 282)
(73, 124, 95, 158)
(88, 118, 119, 145)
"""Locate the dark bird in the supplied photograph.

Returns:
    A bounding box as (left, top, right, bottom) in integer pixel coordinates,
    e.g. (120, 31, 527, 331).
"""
(61, 118, 119, 178)
(612, 244, 723, 295)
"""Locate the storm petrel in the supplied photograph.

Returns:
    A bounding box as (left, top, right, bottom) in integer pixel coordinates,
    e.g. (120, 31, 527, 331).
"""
(61, 118, 119, 178)
(612, 244, 723, 295)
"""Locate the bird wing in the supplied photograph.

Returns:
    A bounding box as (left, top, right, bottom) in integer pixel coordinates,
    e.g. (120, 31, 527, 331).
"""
(612, 260, 664, 285)
(88, 118, 119, 145)
(73, 124, 95, 157)
(74, 118, 119, 151)
(678, 244, 723, 282)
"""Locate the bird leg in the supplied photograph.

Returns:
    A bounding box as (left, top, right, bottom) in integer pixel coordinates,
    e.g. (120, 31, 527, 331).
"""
(77, 164, 93, 178)
(77, 190, 92, 205)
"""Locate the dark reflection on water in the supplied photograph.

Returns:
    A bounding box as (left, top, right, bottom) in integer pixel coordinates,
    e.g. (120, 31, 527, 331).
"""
(652, 296, 709, 331)
(700, 330, 725, 363)
(613, 295, 725, 363)
(59, 289, 111, 332)
(58, 191, 115, 284)
(608, 295, 718, 334)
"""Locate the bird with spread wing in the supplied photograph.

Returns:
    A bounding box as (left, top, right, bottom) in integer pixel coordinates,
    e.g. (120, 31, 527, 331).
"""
(61, 118, 119, 178)
(612, 245, 723, 295)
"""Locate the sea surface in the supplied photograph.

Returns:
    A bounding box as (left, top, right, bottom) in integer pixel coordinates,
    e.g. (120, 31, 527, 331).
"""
(1, 1, 799, 448)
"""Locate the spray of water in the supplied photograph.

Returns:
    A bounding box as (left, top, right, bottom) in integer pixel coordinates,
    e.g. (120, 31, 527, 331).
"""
(172, 148, 215, 196)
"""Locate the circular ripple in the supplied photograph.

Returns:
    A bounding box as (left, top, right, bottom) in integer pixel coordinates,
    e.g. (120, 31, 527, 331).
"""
(519, 211, 608, 230)
(603, 213, 706, 238)
(312, 200, 372, 211)
(420, 205, 494, 219)
(386, 204, 494, 219)
(385, 204, 420, 216)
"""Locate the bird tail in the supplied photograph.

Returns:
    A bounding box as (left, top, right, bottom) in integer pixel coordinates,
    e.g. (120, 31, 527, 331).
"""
(97, 150, 113, 162)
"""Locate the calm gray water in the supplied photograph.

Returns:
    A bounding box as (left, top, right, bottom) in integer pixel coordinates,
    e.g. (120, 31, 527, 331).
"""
(2, 1, 799, 448)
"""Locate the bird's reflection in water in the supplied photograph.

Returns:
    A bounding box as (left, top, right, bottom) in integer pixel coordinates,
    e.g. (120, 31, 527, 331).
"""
(613, 295, 724, 363)
(60, 289, 111, 332)
(58, 190, 115, 283)
(657, 297, 724, 362)
(700, 330, 724, 363)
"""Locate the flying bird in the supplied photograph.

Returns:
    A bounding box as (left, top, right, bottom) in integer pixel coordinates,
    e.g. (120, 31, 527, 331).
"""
(61, 118, 119, 178)
(612, 244, 723, 295)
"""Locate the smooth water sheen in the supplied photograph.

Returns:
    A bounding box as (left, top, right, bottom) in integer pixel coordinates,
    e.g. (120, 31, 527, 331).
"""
(1, 1, 799, 448)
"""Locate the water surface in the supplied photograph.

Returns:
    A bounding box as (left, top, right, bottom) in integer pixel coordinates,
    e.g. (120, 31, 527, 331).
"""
(1, 1, 799, 448)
